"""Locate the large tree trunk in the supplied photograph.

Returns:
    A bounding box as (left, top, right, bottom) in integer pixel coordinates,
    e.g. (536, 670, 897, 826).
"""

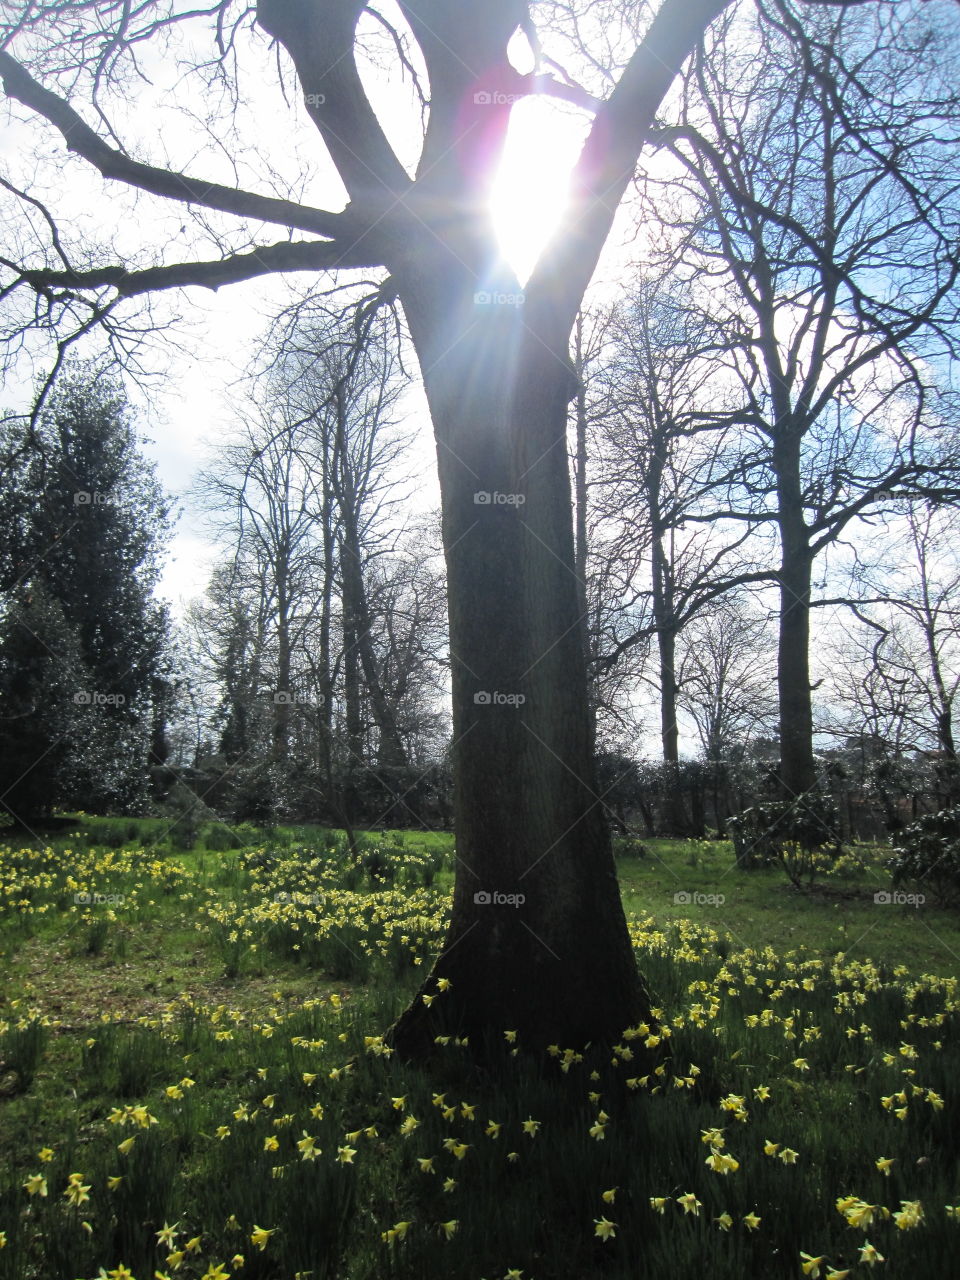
(388, 277, 649, 1055)
(775, 434, 817, 797)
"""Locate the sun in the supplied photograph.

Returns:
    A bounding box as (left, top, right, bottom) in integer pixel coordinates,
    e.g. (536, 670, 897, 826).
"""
(489, 96, 588, 285)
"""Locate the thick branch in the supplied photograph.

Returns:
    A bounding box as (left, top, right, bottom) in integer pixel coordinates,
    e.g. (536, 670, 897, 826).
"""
(7, 239, 379, 300)
(0, 49, 354, 240)
(526, 0, 733, 342)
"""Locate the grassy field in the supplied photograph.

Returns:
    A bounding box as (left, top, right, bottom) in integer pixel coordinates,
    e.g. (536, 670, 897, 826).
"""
(1, 817, 958, 1279)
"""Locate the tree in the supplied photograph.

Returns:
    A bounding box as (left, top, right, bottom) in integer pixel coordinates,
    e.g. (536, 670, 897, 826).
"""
(826, 503, 960, 808)
(586, 277, 770, 798)
(641, 0, 960, 801)
(0, 368, 172, 818)
(0, 583, 89, 826)
(1, 0, 894, 1054)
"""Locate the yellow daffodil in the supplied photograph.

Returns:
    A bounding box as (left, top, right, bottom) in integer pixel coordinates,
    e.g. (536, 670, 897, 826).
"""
(297, 1132, 320, 1160)
(593, 1217, 616, 1241)
(250, 1225, 276, 1251)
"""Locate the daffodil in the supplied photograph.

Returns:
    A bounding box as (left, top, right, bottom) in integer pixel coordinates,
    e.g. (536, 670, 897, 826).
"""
(602, 1188, 617, 1204)
(678, 1193, 702, 1216)
(743, 1212, 761, 1230)
(64, 1177, 91, 1206)
(858, 1241, 884, 1266)
(250, 1225, 276, 1251)
(593, 1217, 617, 1241)
(521, 1118, 540, 1137)
(297, 1132, 320, 1160)
(337, 1145, 356, 1164)
(893, 1200, 923, 1230)
(649, 1197, 669, 1214)
(800, 1252, 827, 1277)
(438, 1220, 458, 1239)
(157, 1223, 179, 1248)
(23, 1174, 47, 1197)
(443, 1177, 457, 1192)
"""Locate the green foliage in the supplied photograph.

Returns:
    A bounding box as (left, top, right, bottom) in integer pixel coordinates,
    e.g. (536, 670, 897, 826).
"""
(0, 367, 173, 820)
(890, 807, 960, 906)
(729, 796, 843, 886)
(0, 1017, 47, 1095)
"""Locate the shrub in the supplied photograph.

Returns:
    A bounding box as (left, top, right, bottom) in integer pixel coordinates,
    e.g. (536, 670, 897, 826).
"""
(729, 794, 842, 886)
(890, 806, 960, 906)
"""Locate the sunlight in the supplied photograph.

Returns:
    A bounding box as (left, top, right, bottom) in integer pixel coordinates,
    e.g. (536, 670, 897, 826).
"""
(489, 96, 588, 285)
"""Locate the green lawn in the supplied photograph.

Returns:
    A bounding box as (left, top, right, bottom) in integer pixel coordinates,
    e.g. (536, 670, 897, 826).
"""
(1, 819, 958, 1279)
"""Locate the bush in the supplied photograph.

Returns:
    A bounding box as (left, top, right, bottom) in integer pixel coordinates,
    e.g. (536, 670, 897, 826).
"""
(890, 806, 960, 906)
(729, 794, 842, 886)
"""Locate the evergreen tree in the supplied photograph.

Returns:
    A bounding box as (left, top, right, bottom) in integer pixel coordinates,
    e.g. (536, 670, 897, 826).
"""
(0, 366, 173, 817)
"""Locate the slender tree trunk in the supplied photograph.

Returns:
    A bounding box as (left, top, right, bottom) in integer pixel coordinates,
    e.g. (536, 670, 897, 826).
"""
(388, 276, 649, 1055)
(274, 575, 291, 763)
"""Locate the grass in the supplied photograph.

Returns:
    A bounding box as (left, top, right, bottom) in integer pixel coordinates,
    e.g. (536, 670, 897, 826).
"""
(0, 818, 958, 1278)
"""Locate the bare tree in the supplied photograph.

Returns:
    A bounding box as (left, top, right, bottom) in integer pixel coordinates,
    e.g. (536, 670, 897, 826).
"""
(641, 0, 960, 802)
(827, 503, 960, 805)
(589, 275, 771, 782)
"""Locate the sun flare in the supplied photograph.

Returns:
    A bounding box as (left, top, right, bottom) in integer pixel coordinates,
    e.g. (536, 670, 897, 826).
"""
(488, 97, 587, 285)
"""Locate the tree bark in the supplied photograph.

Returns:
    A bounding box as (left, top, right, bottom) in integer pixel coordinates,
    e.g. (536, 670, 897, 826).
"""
(388, 270, 649, 1055)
